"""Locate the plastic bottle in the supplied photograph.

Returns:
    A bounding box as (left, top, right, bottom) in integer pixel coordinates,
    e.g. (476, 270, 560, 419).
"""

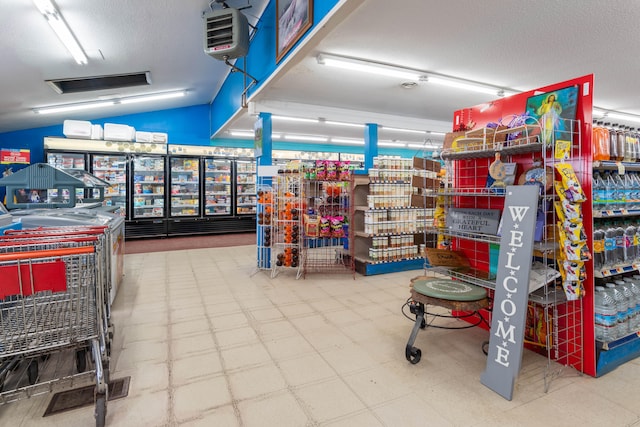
(617, 125, 627, 162)
(624, 173, 635, 210)
(607, 123, 618, 161)
(594, 285, 618, 342)
(616, 279, 635, 335)
(593, 172, 605, 211)
(615, 222, 626, 265)
(593, 122, 610, 161)
(604, 223, 618, 268)
(624, 222, 637, 263)
(606, 282, 627, 339)
(603, 172, 615, 209)
(613, 173, 627, 210)
(623, 277, 640, 331)
(593, 225, 605, 271)
(624, 126, 635, 162)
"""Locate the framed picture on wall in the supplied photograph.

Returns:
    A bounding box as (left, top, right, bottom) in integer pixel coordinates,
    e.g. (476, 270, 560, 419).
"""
(276, 0, 313, 63)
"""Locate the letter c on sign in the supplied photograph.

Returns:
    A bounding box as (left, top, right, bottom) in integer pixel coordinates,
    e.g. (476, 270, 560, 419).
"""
(503, 276, 518, 293)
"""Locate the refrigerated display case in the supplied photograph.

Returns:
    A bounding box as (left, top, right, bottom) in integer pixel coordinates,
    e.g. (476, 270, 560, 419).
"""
(204, 158, 231, 216)
(92, 154, 127, 215)
(132, 156, 166, 219)
(46, 151, 87, 201)
(170, 156, 200, 217)
(235, 160, 257, 215)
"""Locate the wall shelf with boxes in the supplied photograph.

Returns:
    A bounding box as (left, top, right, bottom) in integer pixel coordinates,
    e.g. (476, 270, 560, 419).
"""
(352, 156, 440, 276)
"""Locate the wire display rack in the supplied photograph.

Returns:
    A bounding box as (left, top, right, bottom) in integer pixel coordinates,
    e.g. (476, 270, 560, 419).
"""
(426, 117, 584, 392)
(270, 173, 303, 279)
(301, 178, 355, 278)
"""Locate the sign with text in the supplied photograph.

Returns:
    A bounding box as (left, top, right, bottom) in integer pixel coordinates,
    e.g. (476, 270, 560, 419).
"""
(447, 208, 500, 235)
(480, 185, 539, 400)
(1, 148, 30, 164)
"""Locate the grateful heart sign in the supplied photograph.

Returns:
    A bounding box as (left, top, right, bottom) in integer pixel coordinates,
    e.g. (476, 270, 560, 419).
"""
(480, 185, 539, 401)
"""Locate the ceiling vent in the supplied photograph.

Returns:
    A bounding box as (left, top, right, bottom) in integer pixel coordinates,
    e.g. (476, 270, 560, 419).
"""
(46, 72, 151, 94)
(204, 8, 249, 60)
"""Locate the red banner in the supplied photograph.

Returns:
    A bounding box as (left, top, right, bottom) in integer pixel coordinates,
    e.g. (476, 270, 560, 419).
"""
(1, 148, 30, 164)
(0, 260, 67, 298)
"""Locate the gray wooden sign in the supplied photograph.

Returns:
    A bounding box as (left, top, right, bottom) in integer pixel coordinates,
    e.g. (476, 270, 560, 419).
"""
(480, 185, 539, 400)
(447, 208, 501, 235)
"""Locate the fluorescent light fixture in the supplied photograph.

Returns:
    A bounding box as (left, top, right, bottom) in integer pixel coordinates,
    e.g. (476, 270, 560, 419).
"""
(427, 131, 446, 136)
(605, 112, 640, 124)
(119, 90, 186, 104)
(229, 130, 255, 137)
(272, 115, 319, 123)
(317, 53, 423, 81)
(331, 138, 364, 145)
(284, 135, 328, 142)
(324, 120, 365, 128)
(592, 108, 608, 118)
(33, 90, 188, 115)
(34, 0, 88, 65)
(428, 76, 504, 96)
(34, 101, 115, 115)
(380, 126, 426, 135)
(378, 141, 408, 147)
(407, 143, 441, 149)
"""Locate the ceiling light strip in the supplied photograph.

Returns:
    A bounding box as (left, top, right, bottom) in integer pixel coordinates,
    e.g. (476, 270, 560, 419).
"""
(317, 53, 516, 97)
(33, 90, 188, 114)
(33, 0, 88, 65)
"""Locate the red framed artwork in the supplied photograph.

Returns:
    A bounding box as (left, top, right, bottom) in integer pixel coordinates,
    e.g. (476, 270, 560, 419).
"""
(276, 0, 313, 63)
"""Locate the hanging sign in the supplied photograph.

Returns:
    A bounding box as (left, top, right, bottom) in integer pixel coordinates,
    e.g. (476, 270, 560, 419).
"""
(446, 208, 500, 234)
(254, 117, 263, 157)
(480, 185, 539, 400)
(1, 148, 30, 164)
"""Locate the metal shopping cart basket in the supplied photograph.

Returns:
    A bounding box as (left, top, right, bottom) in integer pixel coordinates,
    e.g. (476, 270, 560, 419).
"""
(0, 244, 109, 426)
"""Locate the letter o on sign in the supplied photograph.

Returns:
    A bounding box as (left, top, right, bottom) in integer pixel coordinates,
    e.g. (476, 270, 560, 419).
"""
(501, 299, 516, 317)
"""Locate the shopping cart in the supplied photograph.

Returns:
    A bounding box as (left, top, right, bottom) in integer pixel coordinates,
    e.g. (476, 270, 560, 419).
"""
(0, 242, 110, 426)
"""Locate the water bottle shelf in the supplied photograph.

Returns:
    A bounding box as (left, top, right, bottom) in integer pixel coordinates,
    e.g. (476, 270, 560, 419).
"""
(594, 209, 640, 218)
(595, 264, 639, 279)
(596, 331, 640, 351)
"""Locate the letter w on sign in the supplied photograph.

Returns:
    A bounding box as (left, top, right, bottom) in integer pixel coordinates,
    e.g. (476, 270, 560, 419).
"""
(480, 185, 539, 401)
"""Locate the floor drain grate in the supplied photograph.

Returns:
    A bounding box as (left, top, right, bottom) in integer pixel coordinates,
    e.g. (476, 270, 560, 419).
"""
(43, 377, 130, 417)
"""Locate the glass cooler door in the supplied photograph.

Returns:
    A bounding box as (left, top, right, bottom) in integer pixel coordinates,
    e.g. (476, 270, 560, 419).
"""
(169, 157, 200, 217)
(132, 156, 166, 219)
(235, 160, 257, 215)
(204, 158, 231, 216)
(92, 154, 127, 216)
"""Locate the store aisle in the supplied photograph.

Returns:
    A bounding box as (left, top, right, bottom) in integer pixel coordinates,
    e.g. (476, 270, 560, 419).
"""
(2, 245, 640, 426)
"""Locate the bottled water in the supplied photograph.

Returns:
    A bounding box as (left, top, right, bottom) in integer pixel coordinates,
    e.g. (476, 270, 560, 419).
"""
(624, 173, 635, 210)
(624, 223, 637, 263)
(593, 226, 605, 271)
(613, 173, 627, 210)
(604, 224, 618, 268)
(615, 223, 626, 265)
(616, 279, 635, 335)
(606, 282, 628, 339)
(594, 285, 618, 342)
(623, 277, 640, 332)
(593, 172, 605, 211)
(603, 172, 614, 209)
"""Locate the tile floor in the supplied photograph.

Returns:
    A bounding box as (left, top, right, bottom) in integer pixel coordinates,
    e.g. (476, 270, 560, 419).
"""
(2, 244, 640, 426)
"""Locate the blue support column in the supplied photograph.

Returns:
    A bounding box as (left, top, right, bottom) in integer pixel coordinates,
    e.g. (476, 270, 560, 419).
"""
(364, 123, 378, 172)
(257, 112, 272, 166)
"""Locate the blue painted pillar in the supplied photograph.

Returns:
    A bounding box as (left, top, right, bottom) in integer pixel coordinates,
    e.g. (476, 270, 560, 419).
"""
(257, 112, 272, 166)
(364, 123, 378, 172)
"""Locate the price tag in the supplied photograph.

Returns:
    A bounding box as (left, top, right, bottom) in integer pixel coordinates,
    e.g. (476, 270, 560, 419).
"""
(621, 209, 628, 215)
(617, 162, 626, 175)
(606, 210, 614, 216)
(616, 267, 625, 273)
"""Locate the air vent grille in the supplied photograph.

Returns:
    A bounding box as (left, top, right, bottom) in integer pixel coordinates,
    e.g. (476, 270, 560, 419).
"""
(206, 12, 234, 50)
(46, 72, 151, 94)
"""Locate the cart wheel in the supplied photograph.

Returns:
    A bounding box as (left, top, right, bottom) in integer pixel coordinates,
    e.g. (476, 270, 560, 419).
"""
(405, 345, 421, 364)
(420, 318, 427, 329)
(76, 349, 87, 373)
(27, 360, 38, 385)
(95, 392, 107, 427)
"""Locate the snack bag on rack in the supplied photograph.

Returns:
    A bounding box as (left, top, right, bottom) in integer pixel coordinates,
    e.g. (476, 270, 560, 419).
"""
(316, 160, 327, 180)
(319, 216, 331, 237)
(326, 161, 337, 181)
(331, 215, 345, 238)
(563, 260, 586, 282)
(555, 163, 586, 203)
(563, 221, 586, 242)
(563, 240, 592, 262)
(339, 161, 351, 181)
(304, 214, 319, 237)
(562, 281, 585, 301)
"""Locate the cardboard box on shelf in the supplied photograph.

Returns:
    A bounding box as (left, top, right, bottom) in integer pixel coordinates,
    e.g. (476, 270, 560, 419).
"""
(410, 194, 436, 209)
(411, 175, 440, 190)
(412, 156, 441, 173)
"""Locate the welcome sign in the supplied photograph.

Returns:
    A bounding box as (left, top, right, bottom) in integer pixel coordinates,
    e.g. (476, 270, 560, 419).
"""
(480, 185, 539, 400)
